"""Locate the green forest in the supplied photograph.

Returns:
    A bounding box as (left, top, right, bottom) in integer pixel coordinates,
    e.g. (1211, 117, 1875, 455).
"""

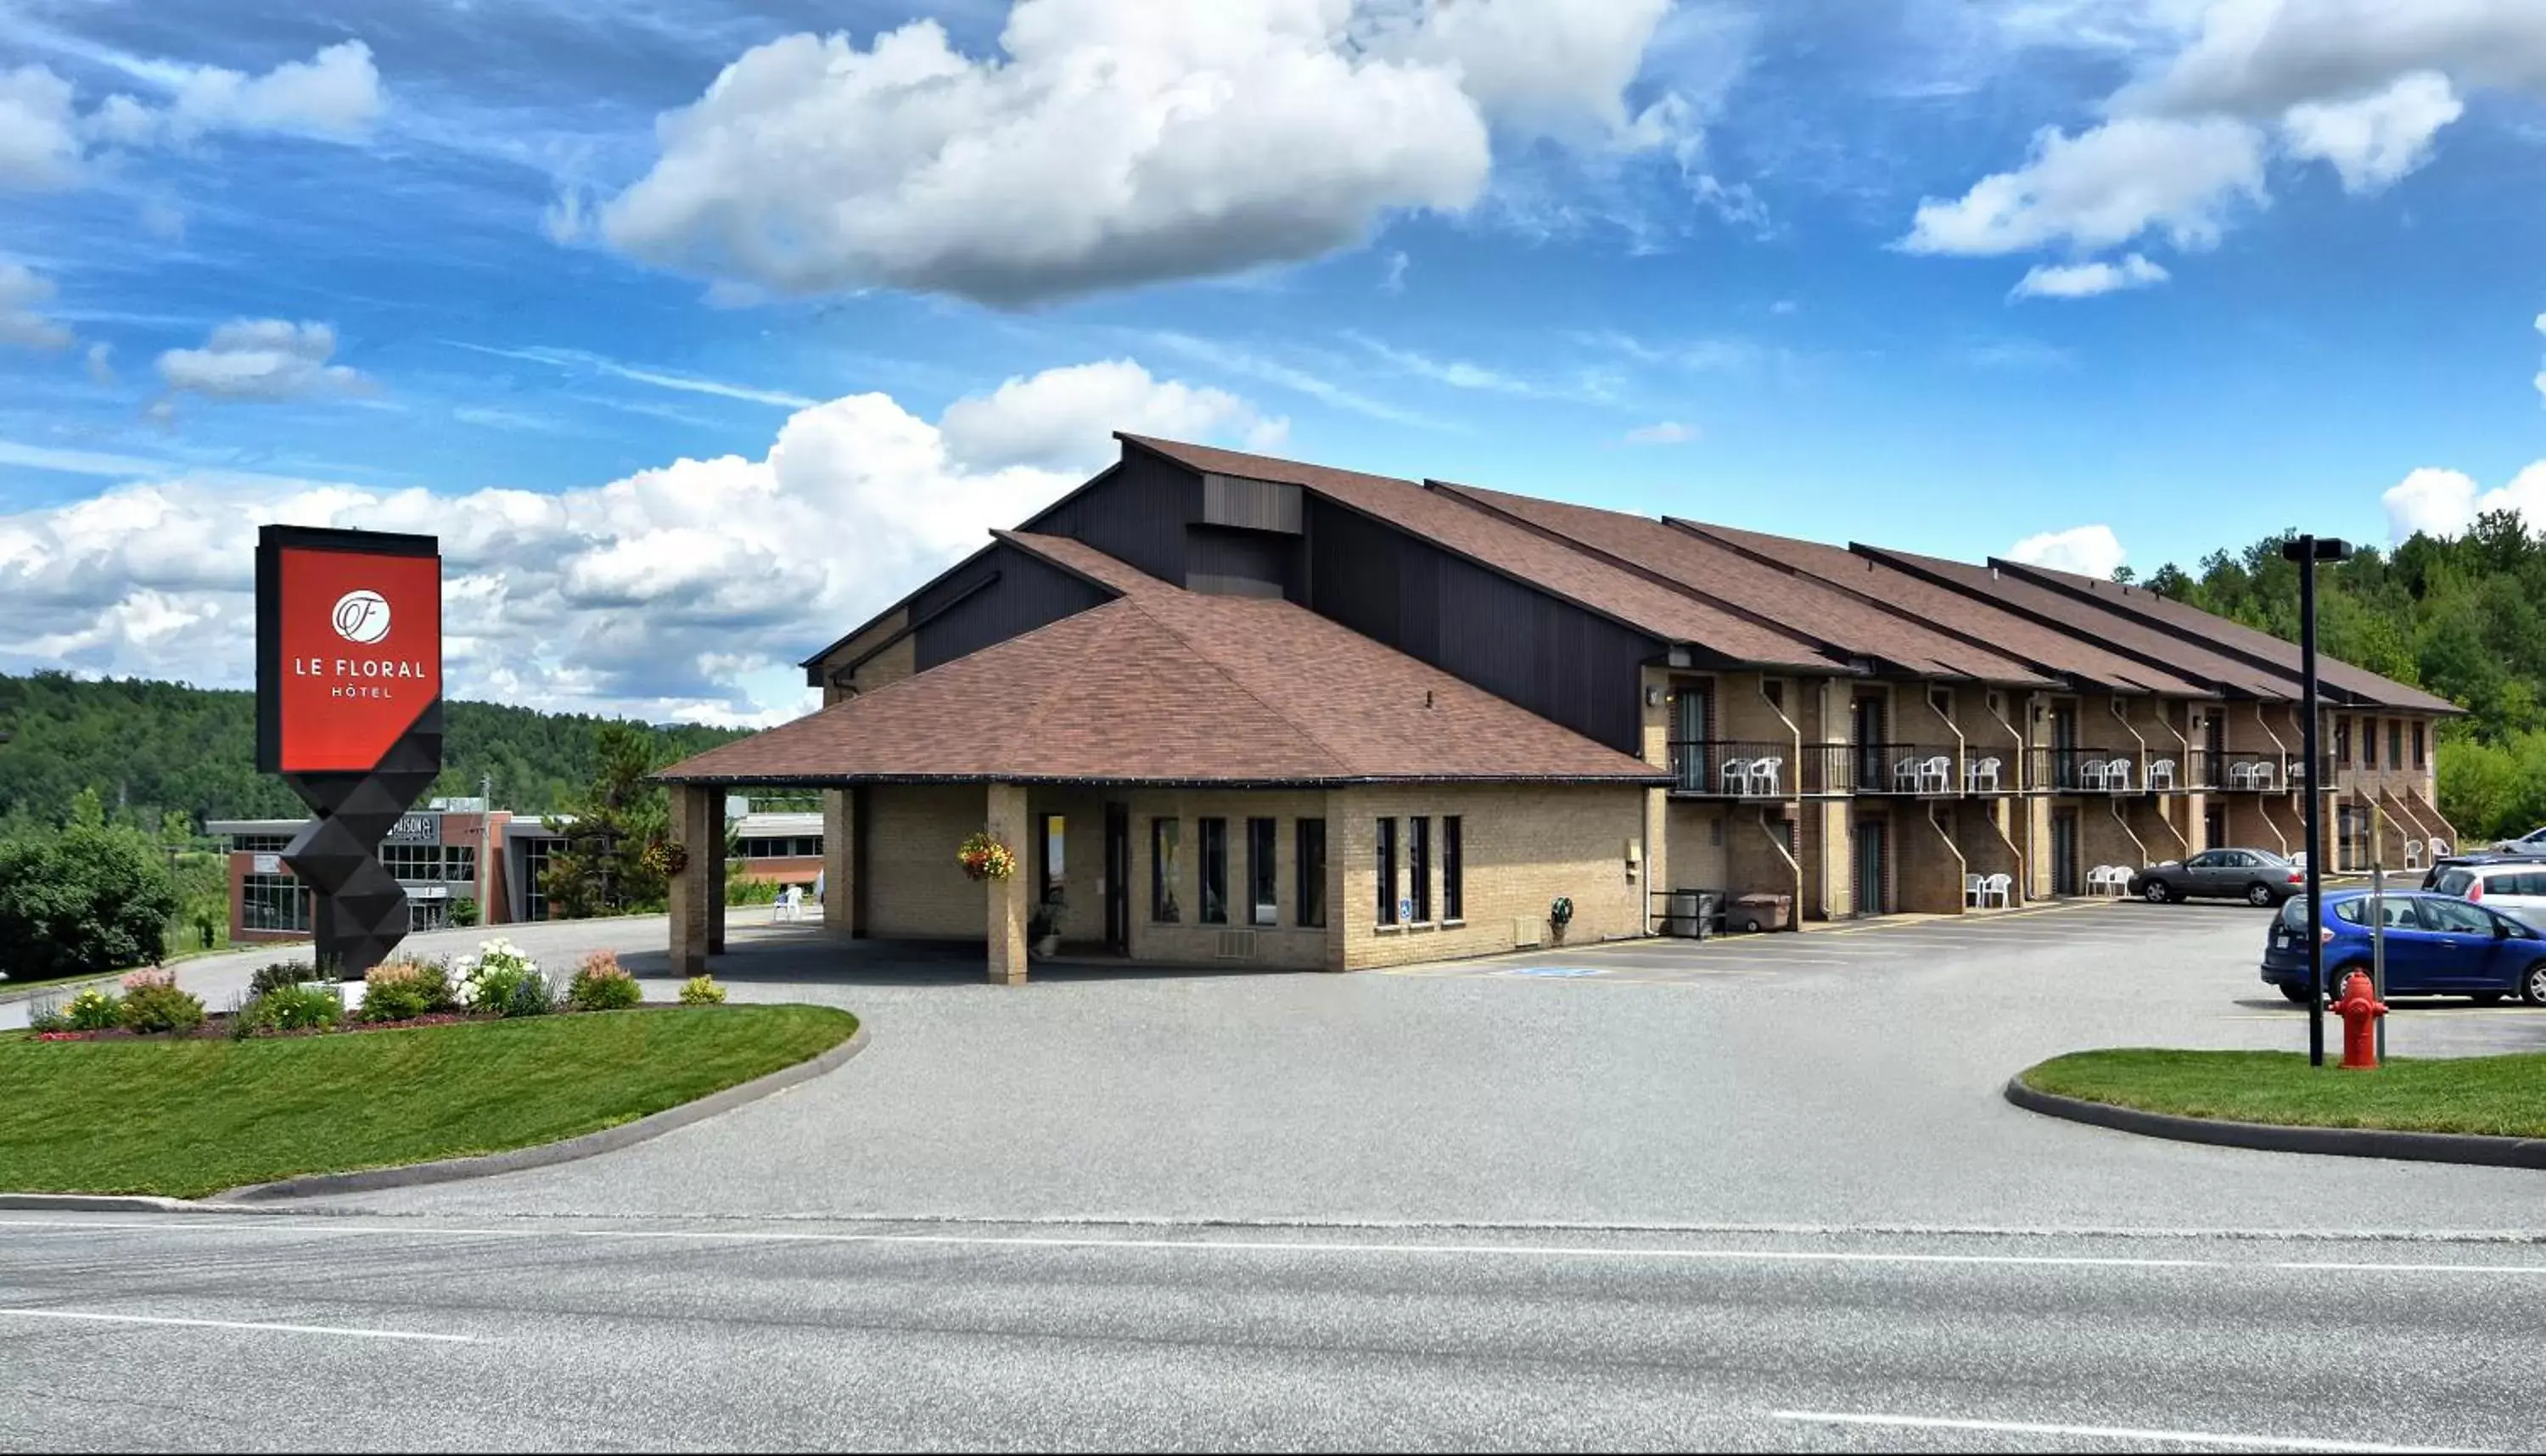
(2134, 511, 2546, 841)
(0, 671, 749, 836)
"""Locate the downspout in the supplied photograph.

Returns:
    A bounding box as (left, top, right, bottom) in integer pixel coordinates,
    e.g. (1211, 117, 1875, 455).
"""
(1987, 691, 2029, 894)
(2107, 697, 2150, 784)
(1928, 802, 1967, 915)
(1758, 677, 1809, 924)
(2108, 799, 2149, 870)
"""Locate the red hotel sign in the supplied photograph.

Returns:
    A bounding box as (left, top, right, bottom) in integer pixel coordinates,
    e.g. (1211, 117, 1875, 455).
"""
(255, 528, 442, 774)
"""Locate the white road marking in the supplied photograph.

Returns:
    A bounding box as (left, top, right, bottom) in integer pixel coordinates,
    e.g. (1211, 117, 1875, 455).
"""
(1767, 1409, 2481, 1453)
(7, 1219, 2546, 1279)
(0, 1307, 476, 1342)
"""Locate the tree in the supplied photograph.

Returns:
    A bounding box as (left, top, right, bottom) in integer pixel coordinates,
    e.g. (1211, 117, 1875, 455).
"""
(541, 724, 671, 918)
(0, 820, 182, 982)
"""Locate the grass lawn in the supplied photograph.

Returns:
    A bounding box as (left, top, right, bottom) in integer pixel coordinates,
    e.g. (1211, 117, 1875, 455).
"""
(0, 1005, 858, 1198)
(2023, 1048, 2546, 1140)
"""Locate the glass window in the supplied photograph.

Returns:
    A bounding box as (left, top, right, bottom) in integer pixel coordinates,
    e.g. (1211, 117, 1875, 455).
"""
(2332, 899, 2363, 925)
(2387, 720, 2403, 770)
(228, 833, 293, 853)
(2509, 873, 2546, 897)
(1409, 817, 1432, 922)
(382, 842, 446, 881)
(445, 846, 476, 886)
(1376, 818, 1399, 926)
(1443, 816, 1463, 922)
(2433, 870, 2476, 897)
(2363, 717, 2378, 768)
(2419, 898, 2495, 934)
(1199, 817, 1228, 925)
(2413, 722, 2426, 768)
(2283, 897, 2313, 930)
(522, 838, 558, 921)
(1296, 819, 1326, 927)
(2336, 718, 2352, 765)
(1150, 819, 1181, 923)
(1248, 818, 1277, 927)
(241, 873, 310, 932)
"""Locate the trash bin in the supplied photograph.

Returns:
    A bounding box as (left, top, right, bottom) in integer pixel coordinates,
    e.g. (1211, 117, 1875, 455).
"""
(1651, 888, 1724, 939)
(1733, 892, 1792, 933)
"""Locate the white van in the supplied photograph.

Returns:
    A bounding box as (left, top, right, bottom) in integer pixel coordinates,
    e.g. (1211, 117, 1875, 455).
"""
(2430, 862, 2546, 929)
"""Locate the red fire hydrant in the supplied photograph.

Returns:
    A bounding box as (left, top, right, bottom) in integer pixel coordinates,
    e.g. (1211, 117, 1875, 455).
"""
(2331, 970, 2387, 1071)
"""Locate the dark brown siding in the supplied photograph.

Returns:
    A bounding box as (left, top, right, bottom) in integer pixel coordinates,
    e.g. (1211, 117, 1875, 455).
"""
(914, 542, 1113, 672)
(1304, 494, 1658, 754)
(1186, 524, 1298, 599)
(1024, 454, 1197, 585)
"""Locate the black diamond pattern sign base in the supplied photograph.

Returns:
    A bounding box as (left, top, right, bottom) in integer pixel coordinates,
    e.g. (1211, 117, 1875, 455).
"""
(280, 700, 443, 979)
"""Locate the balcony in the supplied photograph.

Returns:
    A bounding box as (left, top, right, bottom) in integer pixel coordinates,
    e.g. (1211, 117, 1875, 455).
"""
(1853, 743, 2013, 796)
(2028, 748, 2173, 794)
(1666, 741, 1848, 798)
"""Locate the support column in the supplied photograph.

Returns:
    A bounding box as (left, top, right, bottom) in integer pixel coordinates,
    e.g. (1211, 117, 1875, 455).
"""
(667, 783, 715, 976)
(822, 787, 856, 937)
(985, 782, 1029, 985)
(708, 837, 728, 955)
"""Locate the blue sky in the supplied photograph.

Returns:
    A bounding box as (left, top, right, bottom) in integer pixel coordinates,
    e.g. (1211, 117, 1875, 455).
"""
(3, 0, 2543, 723)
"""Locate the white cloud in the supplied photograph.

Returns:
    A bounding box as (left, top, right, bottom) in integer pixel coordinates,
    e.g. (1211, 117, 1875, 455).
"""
(0, 42, 380, 192)
(937, 358, 1286, 471)
(1623, 420, 1694, 445)
(2005, 524, 2128, 578)
(2128, 0, 2546, 117)
(0, 64, 82, 188)
(0, 361, 1276, 724)
(2010, 252, 2172, 300)
(1380, 249, 1409, 294)
(2381, 462, 2546, 542)
(83, 341, 113, 384)
(1904, 116, 2268, 256)
(0, 262, 72, 349)
(155, 318, 375, 402)
(2280, 70, 2464, 193)
(599, 0, 1685, 306)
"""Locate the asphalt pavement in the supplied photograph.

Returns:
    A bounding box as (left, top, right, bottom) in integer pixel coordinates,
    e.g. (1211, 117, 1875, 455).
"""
(1, 1213, 2538, 1452)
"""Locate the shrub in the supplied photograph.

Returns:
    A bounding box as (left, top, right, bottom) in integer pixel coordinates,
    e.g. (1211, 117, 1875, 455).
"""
(567, 952, 641, 1012)
(679, 974, 726, 1005)
(449, 897, 481, 928)
(0, 815, 182, 983)
(240, 983, 342, 1035)
(119, 978, 207, 1034)
(61, 986, 122, 1031)
(26, 1000, 68, 1033)
(457, 938, 550, 1017)
(357, 958, 455, 1024)
(248, 960, 319, 996)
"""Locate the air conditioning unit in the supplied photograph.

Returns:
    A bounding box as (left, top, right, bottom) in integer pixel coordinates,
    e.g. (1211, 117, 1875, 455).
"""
(1512, 917, 1544, 949)
(1214, 930, 1257, 961)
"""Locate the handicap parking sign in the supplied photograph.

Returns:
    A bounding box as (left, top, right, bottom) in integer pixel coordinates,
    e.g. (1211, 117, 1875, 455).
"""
(1399, 897, 1414, 922)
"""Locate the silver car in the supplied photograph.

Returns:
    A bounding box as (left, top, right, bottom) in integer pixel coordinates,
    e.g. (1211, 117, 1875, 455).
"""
(2134, 848, 2302, 907)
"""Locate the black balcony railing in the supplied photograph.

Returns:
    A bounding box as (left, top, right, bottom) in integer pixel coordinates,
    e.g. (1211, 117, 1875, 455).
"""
(1852, 743, 2012, 795)
(1665, 741, 1849, 797)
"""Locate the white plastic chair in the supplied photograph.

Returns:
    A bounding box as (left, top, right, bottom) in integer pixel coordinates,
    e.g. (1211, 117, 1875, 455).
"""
(1918, 755, 1952, 794)
(1747, 756, 1783, 796)
(2403, 839, 2425, 869)
(1720, 757, 1751, 796)
(2250, 761, 2277, 792)
(1966, 756, 2002, 793)
(2227, 761, 2255, 789)
(1982, 872, 2013, 908)
(1893, 756, 1922, 792)
(2106, 758, 2134, 792)
(2147, 758, 2177, 792)
(1966, 873, 1985, 908)
(2430, 837, 2450, 859)
(2080, 759, 2111, 792)
(781, 886, 806, 921)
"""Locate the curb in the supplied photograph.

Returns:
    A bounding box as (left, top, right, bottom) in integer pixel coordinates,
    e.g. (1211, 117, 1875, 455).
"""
(2005, 1072, 2546, 1170)
(0, 1023, 867, 1211)
(208, 1024, 869, 1203)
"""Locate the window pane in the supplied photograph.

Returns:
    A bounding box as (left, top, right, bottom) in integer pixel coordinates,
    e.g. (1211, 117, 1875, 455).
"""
(1151, 820, 1181, 922)
(1248, 818, 1277, 927)
(2434, 871, 2475, 897)
(2413, 722, 2425, 767)
(1199, 818, 1228, 925)
(1297, 819, 1326, 927)
(2419, 898, 2492, 933)
(1443, 816, 1463, 921)
(1376, 819, 1398, 925)
(1409, 817, 1431, 922)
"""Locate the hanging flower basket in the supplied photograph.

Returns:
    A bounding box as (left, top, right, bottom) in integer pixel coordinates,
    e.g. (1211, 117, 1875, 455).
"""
(957, 832, 1017, 882)
(641, 840, 690, 877)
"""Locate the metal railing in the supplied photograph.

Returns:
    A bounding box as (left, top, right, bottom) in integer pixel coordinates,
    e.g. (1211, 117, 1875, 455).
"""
(1666, 741, 1848, 798)
(1853, 743, 2011, 796)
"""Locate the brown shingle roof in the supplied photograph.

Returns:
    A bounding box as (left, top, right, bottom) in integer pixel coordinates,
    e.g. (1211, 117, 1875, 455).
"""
(1678, 521, 2217, 697)
(1117, 434, 1841, 672)
(1431, 481, 2059, 687)
(661, 536, 1663, 787)
(1993, 559, 2460, 714)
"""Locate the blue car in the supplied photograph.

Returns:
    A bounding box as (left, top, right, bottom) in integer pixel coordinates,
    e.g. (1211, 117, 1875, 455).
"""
(2261, 890, 2546, 1006)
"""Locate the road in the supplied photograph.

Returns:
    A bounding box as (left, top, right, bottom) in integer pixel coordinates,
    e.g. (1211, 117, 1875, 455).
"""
(0, 1213, 2537, 1452)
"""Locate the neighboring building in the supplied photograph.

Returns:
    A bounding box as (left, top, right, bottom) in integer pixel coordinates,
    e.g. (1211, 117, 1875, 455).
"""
(211, 799, 823, 944)
(655, 434, 2459, 982)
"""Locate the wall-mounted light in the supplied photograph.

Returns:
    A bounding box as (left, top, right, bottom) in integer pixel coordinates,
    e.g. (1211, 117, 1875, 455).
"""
(1646, 686, 1664, 708)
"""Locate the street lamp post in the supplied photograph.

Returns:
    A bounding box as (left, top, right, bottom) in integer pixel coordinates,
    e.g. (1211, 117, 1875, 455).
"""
(2281, 533, 2351, 1068)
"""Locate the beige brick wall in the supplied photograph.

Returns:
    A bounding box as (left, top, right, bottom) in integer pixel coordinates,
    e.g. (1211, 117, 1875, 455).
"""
(1898, 802, 1967, 914)
(1948, 799, 2021, 899)
(1119, 787, 1337, 971)
(1724, 804, 1803, 927)
(816, 609, 917, 705)
(864, 783, 993, 938)
(1663, 799, 1730, 893)
(2080, 798, 2148, 876)
(1334, 783, 1646, 969)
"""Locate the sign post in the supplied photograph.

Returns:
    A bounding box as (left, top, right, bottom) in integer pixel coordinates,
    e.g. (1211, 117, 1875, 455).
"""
(2280, 533, 2349, 1067)
(255, 525, 443, 979)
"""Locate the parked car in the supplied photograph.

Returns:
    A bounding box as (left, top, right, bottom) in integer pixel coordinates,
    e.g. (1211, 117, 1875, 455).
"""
(2419, 850, 2546, 889)
(2133, 848, 2302, 907)
(2425, 861, 2546, 929)
(2488, 826, 2546, 854)
(2262, 889, 2546, 1005)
